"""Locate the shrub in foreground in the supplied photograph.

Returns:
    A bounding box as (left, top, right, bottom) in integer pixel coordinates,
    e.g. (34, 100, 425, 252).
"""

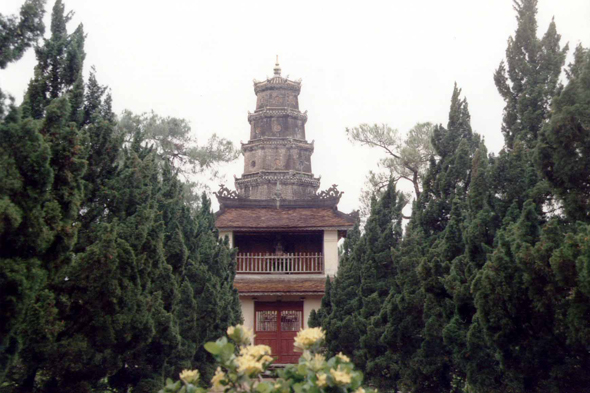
(159, 325, 375, 393)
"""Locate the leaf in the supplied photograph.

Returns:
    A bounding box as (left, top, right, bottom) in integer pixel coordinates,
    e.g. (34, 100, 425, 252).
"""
(205, 342, 221, 355)
(220, 342, 235, 359)
(256, 382, 272, 393)
(297, 364, 308, 376)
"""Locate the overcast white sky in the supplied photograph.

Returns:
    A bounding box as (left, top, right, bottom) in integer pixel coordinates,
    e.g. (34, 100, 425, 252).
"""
(1, 0, 589, 213)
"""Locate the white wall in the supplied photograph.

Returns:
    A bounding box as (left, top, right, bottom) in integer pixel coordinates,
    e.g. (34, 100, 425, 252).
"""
(219, 230, 233, 248)
(323, 230, 339, 276)
(304, 298, 322, 328)
(240, 298, 255, 331)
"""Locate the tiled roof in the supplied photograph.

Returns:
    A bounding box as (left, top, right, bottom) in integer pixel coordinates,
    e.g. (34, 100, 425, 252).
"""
(216, 207, 355, 230)
(234, 276, 326, 295)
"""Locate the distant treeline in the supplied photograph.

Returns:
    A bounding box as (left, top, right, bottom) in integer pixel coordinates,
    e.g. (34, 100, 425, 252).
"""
(310, 1, 590, 392)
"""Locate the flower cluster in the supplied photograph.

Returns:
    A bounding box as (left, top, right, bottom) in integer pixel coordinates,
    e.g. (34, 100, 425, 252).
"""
(179, 369, 199, 385)
(211, 367, 225, 389)
(235, 344, 273, 375)
(293, 327, 325, 351)
(159, 326, 376, 393)
(330, 365, 352, 385)
(227, 324, 254, 345)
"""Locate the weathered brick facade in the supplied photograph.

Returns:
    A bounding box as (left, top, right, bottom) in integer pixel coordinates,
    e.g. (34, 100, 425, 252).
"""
(234, 61, 321, 200)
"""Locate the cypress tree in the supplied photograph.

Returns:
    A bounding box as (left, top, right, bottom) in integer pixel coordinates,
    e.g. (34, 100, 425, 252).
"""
(1, 2, 87, 386)
(494, 0, 568, 150)
(537, 45, 590, 222)
(0, 0, 46, 69)
(0, 108, 53, 383)
(471, 201, 590, 391)
(356, 182, 406, 380)
(322, 218, 363, 358)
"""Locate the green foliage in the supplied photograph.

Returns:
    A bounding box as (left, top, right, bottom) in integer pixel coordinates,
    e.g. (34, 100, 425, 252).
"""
(537, 45, 590, 222)
(0, 1, 241, 391)
(347, 122, 434, 219)
(0, 0, 46, 69)
(161, 326, 374, 393)
(317, 3, 589, 390)
(494, 0, 568, 149)
(116, 110, 240, 192)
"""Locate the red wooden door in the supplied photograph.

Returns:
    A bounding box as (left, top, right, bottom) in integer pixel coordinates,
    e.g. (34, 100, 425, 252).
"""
(254, 302, 303, 364)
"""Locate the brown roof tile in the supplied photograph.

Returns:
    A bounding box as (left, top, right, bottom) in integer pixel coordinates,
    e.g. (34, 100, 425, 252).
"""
(234, 276, 326, 295)
(216, 207, 355, 230)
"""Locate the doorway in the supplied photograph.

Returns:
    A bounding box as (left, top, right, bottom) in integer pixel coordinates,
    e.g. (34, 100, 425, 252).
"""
(254, 301, 303, 364)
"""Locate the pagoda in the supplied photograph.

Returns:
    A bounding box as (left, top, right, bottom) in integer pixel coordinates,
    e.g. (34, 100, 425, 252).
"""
(215, 59, 356, 364)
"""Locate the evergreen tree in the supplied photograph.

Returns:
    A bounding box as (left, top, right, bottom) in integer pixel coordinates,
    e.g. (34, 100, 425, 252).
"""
(322, 218, 362, 358)
(356, 182, 406, 380)
(0, 0, 46, 69)
(0, 107, 54, 383)
(494, 0, 568, 149)
(537, 45, 590, 222)
(471, 201, 590, 391)
(0, 0, 46, 118)
(308, 276, 332, 328)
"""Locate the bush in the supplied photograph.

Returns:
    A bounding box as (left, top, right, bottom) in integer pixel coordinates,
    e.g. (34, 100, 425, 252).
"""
(159, 325, 376, 393)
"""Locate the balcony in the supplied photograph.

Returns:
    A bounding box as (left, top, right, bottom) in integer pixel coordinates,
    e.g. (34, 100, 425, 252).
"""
(236, 253, 324, 274)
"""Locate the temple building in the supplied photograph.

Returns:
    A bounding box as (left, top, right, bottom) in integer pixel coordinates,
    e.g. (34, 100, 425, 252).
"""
(215, 59, 356, 364)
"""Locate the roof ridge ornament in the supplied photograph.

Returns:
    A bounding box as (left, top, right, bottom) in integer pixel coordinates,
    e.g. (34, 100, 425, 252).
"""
(274, 55, 281, 77)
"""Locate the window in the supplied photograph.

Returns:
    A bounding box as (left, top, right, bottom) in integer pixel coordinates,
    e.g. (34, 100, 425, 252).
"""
(256, 310, 277, 331)
(280, 310, 302, 331)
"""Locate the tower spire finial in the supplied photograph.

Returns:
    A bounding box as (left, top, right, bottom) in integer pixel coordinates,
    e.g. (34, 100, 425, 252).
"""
(273, 55, 281, 77)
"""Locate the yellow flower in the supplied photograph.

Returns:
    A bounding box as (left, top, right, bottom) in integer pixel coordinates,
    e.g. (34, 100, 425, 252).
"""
(236, 345, 273, 375)
(330, 366, 352, 386)
(354, 387, 366, 393)
(240, 344, 272, 361)
(236, 355, 264, 375)
(293, 327, 325, 351)
(227, 324, 254, 345)
(211, 367, 225, 389)
(336, 352, 350, 363)
(179, 369, 200, 384)
(316, 372, 328, 387)
(309, 353, 325, 371)
(274, 383, 281, 389)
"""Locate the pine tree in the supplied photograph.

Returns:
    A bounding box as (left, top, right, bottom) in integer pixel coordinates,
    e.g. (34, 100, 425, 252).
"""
(322, 218, 363, 358)
(471, 201, 590, 391)
(494, 0, 568, 150)
(356, 182, 406, 380)
(1, 3, 87, 384)
(537, 45, 590, 222)
(0, 0, 46, 69)
(0, 107, 53, 383)
(441, 144, 501, 390)
(21, 0, 85, 120)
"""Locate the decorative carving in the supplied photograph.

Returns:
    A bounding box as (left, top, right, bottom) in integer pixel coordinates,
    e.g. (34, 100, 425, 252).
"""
(272, 95, 283, 105)
(317, 184, 343, 199)
(214, 184, 238, 199)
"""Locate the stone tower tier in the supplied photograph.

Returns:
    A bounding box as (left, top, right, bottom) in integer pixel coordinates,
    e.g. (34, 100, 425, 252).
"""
(242, 139, 314, 174)
(230, 61, 322, 201)
(248, 109, 307, 140)
(235, 171, 320, 200)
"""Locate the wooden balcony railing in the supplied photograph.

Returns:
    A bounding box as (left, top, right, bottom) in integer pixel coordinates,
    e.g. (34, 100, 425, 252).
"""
(236, 253, 324, 274)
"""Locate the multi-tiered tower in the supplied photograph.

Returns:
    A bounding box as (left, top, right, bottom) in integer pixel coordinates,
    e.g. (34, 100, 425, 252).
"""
(215, 61, 356, 364)
(235, 60, 320, 200)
